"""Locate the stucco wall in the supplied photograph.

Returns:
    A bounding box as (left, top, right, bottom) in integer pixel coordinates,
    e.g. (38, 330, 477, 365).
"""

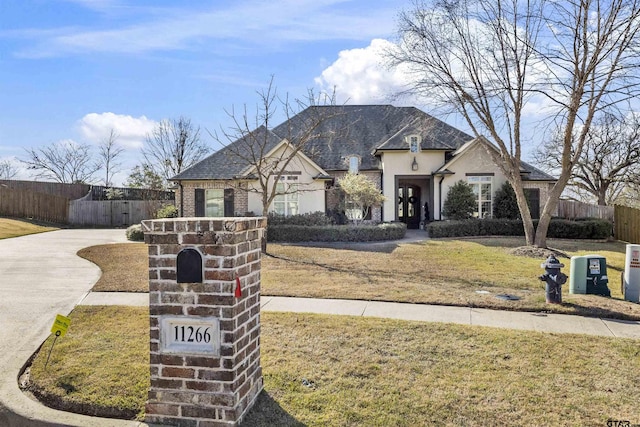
(437, 144, 508, 220)
(434, 144, 556, 219)
(381, 150, 447, 221)
(245, 143, 328, 215)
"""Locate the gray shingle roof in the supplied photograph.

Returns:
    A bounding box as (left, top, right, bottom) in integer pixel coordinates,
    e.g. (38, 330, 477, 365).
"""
(171, 105, 474, 180)
(520, 161, 556, 181)
(171, 126, 282, 180)
(170, 105, 555, 182)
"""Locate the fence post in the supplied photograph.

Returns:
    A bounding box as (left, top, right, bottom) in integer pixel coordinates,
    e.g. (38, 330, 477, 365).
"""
(615, 205, 640, 244)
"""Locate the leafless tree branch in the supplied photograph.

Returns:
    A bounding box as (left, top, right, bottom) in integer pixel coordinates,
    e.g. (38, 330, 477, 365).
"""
(142, 117, 210, 185)
(96, 129, 125, 186)
(20, 140, 98, 183)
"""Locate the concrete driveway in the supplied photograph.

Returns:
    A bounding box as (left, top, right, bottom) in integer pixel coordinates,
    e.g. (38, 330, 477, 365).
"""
(0, 229, 146, 427)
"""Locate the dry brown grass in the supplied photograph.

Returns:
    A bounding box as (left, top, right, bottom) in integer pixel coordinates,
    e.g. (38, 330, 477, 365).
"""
(25, 235, 640, 424)
(25, 306, 149, 420)
(77, 243, 148, 292)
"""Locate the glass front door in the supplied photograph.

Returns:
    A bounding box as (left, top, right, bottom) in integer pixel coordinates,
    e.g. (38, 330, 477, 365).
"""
(398, 184, 421, 229)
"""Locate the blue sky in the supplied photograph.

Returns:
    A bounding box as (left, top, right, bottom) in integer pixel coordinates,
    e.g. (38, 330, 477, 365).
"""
(1, 0, 426, 184)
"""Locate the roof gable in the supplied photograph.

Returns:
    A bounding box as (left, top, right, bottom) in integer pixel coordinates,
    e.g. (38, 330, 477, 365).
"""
(274, 105, 473, 170)
(435, 136, 556, 181)
(240, 138, 330, 178)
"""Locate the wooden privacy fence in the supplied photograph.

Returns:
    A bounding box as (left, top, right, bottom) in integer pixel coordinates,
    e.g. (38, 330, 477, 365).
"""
(557, 199, 614, 221)
(614, 204, 640, 244)
(68, 200, 172, 227)
(0, 180, 89, 200)
(0, 187, 69, 223)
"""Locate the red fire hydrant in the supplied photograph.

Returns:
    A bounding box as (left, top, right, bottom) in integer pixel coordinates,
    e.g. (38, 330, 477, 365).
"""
(539, 255, 567, 304)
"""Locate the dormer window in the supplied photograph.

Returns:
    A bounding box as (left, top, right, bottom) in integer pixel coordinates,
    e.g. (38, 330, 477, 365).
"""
(407, 135, 421, 153)
(348, 156, 359, 174)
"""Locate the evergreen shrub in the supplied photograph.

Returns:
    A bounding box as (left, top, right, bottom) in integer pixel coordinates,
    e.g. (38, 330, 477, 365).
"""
(126, 224, 144, 241)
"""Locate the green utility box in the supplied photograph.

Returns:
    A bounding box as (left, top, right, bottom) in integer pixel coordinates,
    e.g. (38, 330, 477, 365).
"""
(569, 255, 611, 297)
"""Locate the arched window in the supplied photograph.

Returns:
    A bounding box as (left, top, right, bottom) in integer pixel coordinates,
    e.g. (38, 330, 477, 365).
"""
(407, 135, 421, 153)
(348, 156, 359, 174)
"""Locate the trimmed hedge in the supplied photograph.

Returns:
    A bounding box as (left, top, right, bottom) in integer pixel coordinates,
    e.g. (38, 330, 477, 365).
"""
(267, 222, 407, 242)
(427, 218, 612, 239)
(267, 212, 335, 226)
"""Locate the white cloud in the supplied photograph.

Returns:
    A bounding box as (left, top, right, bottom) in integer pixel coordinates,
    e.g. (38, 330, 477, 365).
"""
(315, 39, 417, 105)
(77, 112, 157, 150)
(7, 1, 400, 58)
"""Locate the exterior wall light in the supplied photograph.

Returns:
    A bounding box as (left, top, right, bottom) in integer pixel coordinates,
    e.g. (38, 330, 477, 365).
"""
(411, 156, 419, 171)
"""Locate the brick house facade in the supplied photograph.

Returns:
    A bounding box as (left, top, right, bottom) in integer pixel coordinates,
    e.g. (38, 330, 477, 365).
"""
(171, 106, 556, 228)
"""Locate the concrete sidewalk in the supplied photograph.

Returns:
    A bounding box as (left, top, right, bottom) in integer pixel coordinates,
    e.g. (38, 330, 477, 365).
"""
(260, 296, 640, 339)
(78, 293, 640, 339)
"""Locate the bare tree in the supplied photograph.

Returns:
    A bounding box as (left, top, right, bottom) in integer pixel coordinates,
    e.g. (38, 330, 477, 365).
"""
(0, 159, 18, 180)
(21, 140, 98, 183)
(142, 117, 210, 185)
(212, 78, 342, 217)
(535, 111, 640, 205)
(96, 128, 125, 186)
(390, 0, 640, 247)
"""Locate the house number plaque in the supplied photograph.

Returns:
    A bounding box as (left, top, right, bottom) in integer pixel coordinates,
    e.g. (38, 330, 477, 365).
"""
(160, 316, 220, 356)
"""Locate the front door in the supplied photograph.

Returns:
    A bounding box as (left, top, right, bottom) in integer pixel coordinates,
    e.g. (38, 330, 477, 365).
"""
(398, 184, 421, 229)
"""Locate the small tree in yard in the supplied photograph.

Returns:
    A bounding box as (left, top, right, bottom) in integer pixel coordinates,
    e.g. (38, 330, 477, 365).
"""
(442, 181, 476, 220)
(493, 182, 520, 219)
(337, 173, 386, 225)
(126, 164, 164, 190)
(213, 77, 342, 218)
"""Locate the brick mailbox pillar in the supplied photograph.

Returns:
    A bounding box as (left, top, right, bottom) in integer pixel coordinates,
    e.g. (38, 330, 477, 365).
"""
(142, 217, 265, 427)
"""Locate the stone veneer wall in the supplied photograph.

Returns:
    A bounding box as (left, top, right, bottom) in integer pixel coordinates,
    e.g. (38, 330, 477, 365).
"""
(143, 217, 265, 427)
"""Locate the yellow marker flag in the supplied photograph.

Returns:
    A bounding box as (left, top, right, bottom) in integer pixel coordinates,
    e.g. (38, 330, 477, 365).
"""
(51, 314, 71, 337)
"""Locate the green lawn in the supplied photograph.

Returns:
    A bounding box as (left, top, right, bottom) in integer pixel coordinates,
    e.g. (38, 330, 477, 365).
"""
(27, 308, 640, 426)
(0, 217, 57, 239)
(78, 237, 640, 319)
(77, 244, 148, 292)
(264, 237, 640, 320)
(26, 236, 640, 424)
(26, 306, 149, 420)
